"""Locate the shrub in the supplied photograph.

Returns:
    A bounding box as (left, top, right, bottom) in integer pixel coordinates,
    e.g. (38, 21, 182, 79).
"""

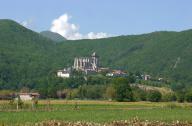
(105, 86, 116, 100)
(147, 90, 162, 102)
(85, 85, 105, 99)
(113, 78, 133, 102)
(176, 92, 185, 103)
(71, 89, 79, 99)
(132, 87, 147, 101)
(162, 93, 176, 102)
(185, 91, 192, 102)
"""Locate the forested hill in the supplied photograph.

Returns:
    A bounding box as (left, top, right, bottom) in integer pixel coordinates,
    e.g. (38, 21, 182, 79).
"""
(40, 31, 66, 42)
(0, 19, 192, 90)
(0, 19, 57, 89)
(56, 30, 192, 84)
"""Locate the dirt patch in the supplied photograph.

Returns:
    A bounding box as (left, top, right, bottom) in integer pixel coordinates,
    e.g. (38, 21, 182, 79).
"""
(34, 118, 192, 126)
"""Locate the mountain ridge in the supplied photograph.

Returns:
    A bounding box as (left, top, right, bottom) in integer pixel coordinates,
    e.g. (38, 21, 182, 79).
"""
(40, 31, 66, 42)
(0, 19, 192, 90)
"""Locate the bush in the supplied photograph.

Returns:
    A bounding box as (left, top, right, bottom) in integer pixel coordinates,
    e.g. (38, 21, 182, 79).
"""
(32, 98, 38, 109)
(162, 93, 176, 102)
(176, 92, 185, 103)
(18, 97, 24, 109)
(85, 85, 105, 99)
(113, 78, 133, 102)
(147, 90, 162, 102)
(105, 86, 116, 100)
(132, 87, 147, 101)
(71, 89, 79, 99)
(185, 91, 192, 102)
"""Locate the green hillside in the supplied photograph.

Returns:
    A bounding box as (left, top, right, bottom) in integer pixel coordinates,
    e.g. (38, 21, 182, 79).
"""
(56, 30, 192, 84)
(0, 19, 192, 91)
(40, 31, 66, 42)
(0, 19, 56, 89)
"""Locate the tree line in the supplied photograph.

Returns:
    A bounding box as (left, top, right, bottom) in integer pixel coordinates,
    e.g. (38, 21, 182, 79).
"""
(1, 71, 192, 103)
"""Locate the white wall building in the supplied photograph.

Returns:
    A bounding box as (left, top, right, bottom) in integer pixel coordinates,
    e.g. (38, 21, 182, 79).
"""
(57, 69, 71, 78)
(144, 75, 151, 80)
(18, 93, 39, 101)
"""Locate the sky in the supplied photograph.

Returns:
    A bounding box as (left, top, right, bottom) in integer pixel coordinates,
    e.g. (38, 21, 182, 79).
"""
(0, 0, 192, 40)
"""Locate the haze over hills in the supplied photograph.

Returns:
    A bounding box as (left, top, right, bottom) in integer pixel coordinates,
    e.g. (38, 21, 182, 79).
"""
(40, 31, 66, 42)
(0, 19, 192, 90)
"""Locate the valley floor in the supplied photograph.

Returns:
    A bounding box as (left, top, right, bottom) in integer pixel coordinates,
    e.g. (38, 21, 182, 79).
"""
(0, 100, 192, 125)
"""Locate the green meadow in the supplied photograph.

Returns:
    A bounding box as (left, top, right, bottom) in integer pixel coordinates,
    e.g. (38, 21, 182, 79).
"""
(0, 100, 192, 125)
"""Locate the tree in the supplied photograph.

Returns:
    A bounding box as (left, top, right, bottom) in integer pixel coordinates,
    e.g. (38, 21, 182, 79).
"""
(135, 71, 142, 79)
(147, 90, 162, 102)
(56, 90, 66, 99)
(105, 86, 116, 100)
(63, 89, 72, 99)
(32, 97, 38, 109)
(176, 92, 185, 103)
(185, 89, 192, 102)
(17, 96, 24, 110)
(128, 72, 136, 83)
(78, 85, 87, 99)
(171, 83, 185, 92)
(162, 93, 176, 102)
(71, 89, 79, 99)
(113, 78, 133, 102)
(85, 85, 105, 99)
(132, 87, 147, 101)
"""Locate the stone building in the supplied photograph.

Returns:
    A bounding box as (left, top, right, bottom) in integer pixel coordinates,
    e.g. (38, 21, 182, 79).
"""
(144, 75, 151, 80)
(73, 52, 99, 73)
(57, 68, 71, 78)
(18, 93, 39, 101)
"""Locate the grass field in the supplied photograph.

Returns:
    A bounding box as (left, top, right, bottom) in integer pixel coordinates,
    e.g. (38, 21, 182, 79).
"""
(0, 100, 192, 125)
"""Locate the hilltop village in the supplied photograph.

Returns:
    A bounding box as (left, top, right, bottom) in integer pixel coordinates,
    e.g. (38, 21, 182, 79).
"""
(57, 52, 153, 80)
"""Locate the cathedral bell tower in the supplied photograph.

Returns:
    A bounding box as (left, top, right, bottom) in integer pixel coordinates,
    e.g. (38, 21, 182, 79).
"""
(91, 52, 99, 71)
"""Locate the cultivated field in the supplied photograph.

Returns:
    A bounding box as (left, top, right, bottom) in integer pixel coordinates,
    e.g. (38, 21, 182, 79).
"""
(0, 100, 192, 126)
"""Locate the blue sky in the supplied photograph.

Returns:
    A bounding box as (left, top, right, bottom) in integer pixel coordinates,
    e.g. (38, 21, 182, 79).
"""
(0, 0, 192, 39)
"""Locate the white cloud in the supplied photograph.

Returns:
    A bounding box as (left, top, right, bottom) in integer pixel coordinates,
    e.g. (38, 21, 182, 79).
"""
(50, 13, 111, 40)
(87, 32, 109, 39)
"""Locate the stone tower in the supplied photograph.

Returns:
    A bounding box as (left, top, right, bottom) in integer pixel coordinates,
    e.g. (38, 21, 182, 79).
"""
(91, 52, 99, 71)
(73, 52, 99, 72)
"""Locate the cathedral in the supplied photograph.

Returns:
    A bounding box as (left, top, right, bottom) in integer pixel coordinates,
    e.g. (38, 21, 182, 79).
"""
(73, 52, 99, 73)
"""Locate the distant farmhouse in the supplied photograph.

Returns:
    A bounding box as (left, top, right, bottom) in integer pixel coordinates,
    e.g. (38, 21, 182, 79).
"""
(73, 52, 99, 74)
(0, 91, 40, 101)
(106, 70, 127, 77)
(57, 68, 71, 78)
(144, 75, 151, 80)
(18, 93, 39, 101)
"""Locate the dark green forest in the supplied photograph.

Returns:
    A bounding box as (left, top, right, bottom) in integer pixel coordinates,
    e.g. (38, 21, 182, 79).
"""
(0, 19, 192, 98)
